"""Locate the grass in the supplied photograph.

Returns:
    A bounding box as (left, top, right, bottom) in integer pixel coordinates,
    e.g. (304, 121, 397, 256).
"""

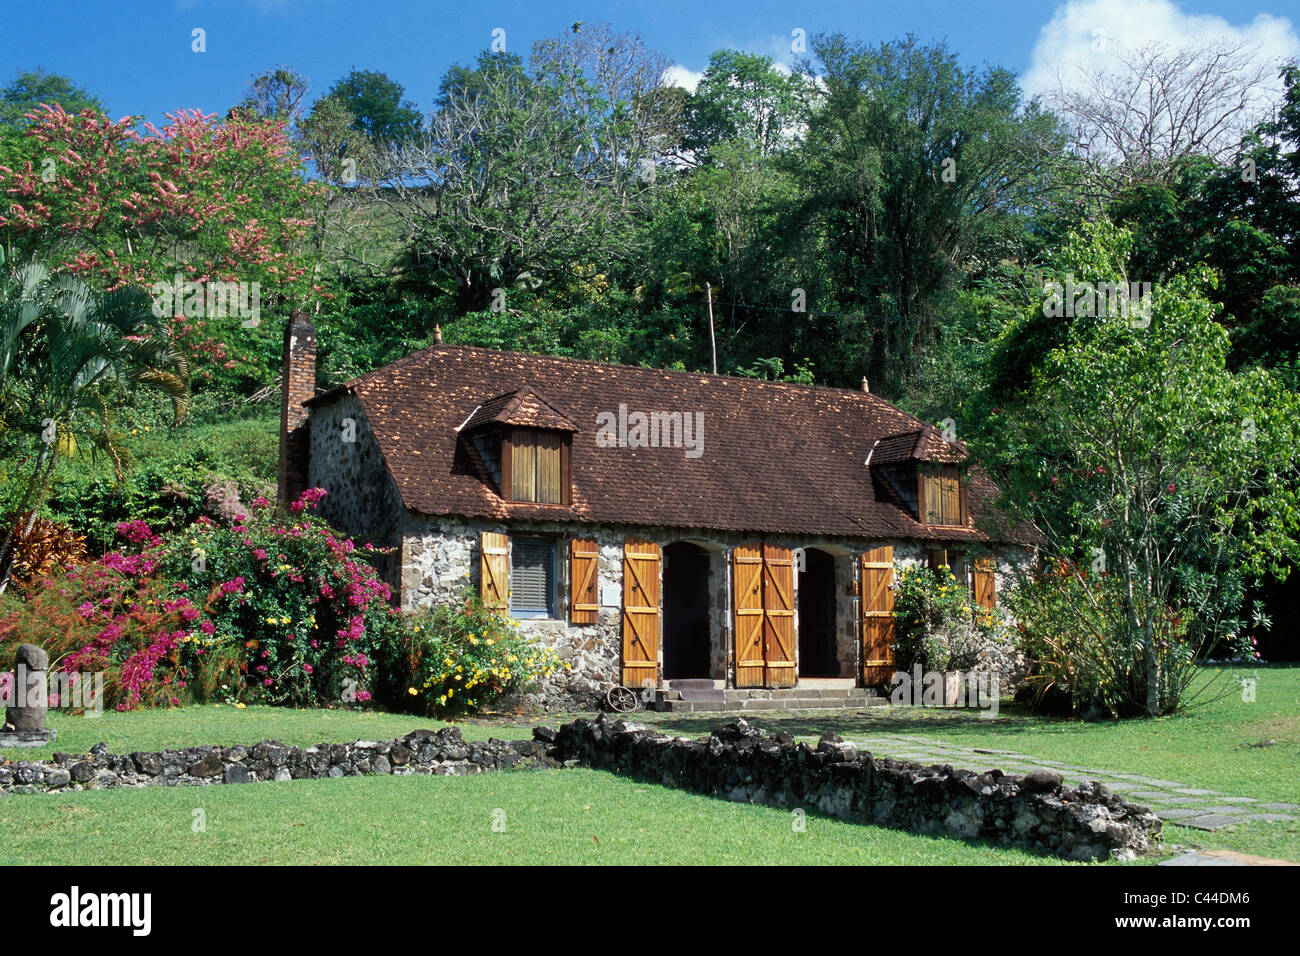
(3, 663, 1295, 865)
(1, 767, 1074, 866)
(32, 704, 463, 759)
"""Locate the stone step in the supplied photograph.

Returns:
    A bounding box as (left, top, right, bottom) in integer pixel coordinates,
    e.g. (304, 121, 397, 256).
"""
(655, 696, 888, 714)
(667, 679, 717, 690)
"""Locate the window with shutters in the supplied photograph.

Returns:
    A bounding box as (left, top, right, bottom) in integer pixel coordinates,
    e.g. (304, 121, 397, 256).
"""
(501, 429, 570, 505)
(920, 464, 966, 526)
(510, 535, 556, 618)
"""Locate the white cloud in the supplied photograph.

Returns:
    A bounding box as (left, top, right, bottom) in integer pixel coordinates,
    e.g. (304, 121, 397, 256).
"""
(1023, 0, 1300, 103)
(662, 65, 703, 93)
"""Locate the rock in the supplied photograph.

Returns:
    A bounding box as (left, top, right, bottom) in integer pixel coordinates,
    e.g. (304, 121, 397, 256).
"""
(70, 761, 94, 784)
(89, 741, 108, 756)
(44, 767, 71, 788)
(4, 644, 50, 733)
(187, 754, 223, 778)
(132, 752, 163, 776)
(223, 763, 250, 784)
(1021, 769, 1064, 793)
(273, 768, 292, 782)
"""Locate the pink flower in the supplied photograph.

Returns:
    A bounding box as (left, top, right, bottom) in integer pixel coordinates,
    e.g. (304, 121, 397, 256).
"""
(302, 664, 313, 674)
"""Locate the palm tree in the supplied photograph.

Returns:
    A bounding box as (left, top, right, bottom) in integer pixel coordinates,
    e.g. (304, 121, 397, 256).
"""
(0, 251, 191, 596)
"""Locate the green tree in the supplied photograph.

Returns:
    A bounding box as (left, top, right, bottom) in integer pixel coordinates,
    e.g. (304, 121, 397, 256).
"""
(795, 34, 1065, 393)
(325, 69, 422, 147)
(990, 221, 1300, 716)
(0, 69, 104, 127)
(683, 50, 811, 163)
(0, 254, 190, 595)
(239, 66, 311, 125)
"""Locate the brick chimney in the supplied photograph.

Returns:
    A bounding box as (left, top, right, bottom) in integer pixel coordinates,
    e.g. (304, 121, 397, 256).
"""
(277, 310, 317, 507)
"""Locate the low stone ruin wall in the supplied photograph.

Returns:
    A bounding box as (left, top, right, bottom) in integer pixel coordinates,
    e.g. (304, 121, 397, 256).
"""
(546, 717, 1162, 861)
(0, 727, 552, 793)
(1, 717, 1160, 861)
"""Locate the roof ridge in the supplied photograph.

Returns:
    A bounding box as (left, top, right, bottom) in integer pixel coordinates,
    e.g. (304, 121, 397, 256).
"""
(331, 342, 933, 428)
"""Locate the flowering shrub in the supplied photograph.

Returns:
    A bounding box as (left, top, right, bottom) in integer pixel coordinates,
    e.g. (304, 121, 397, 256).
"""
(1004, 560, 1248, 717)
(0, 544, 205, 710)
(401, 592, 564, 716)
(893, 563, 997, 672)
(0, 489, 395, 710)
(152, 488, 395, 707)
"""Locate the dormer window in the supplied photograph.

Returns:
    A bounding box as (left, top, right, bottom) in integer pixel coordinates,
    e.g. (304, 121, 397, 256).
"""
(920, 464, 966, 526)
(460, 387, 576, 506)
(869, 426, 969, 526)
(504, 428, 570, 504)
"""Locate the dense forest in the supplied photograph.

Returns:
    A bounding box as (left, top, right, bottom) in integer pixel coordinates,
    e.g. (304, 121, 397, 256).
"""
(1, 21, 1299, 715)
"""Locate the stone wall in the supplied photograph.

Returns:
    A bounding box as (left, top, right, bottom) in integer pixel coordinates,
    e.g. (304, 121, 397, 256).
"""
(2, 719, 1160, 862)
(548, 717, 1162, 862)
(0, 728, 551, 794)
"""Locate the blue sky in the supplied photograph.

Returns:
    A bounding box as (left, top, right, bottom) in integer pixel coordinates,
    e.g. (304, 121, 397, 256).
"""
(1, 0, 1296, 121)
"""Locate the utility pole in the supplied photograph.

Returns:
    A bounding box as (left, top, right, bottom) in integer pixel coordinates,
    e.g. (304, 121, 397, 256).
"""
(706, 282, 717, 374)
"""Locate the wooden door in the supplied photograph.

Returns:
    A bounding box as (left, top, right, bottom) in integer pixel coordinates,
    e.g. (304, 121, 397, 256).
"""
(570, 538, 599, 624)
(620, 537, 660, 689)
(732, 543, 766, 687)
(480, 532, 509, 610)
(762, 543, 797, 688)
(860, 546, 895, 686)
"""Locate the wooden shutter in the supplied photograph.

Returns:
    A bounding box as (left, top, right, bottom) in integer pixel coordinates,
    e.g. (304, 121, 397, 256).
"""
(480, 532, 509, 609)
(620, 537, 660, 689)
(973, 557, 997, 610)
(761, 543, 797, 688)
(860, 546, 896, 686)
(535, 431, 563, 504)
(570, 538, 599, 625)
(732, 543, 766, 688)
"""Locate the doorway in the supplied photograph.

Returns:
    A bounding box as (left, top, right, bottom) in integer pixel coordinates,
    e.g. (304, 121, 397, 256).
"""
(662, 541, 711, 680)
(798, 548, 838, 678)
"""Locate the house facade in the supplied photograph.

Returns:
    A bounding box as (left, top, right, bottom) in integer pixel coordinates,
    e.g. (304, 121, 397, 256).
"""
(278, 312, 1032, 709)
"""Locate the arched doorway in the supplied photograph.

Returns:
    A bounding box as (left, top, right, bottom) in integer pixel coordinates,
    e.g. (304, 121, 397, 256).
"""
(662, 541, 711, 680)
(798, 548, 838, 678)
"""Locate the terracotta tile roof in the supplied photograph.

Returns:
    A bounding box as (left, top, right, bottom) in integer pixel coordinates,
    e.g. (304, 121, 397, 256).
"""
(870, 427, 968, 466)
(460, 387, 578, 433)
(309, 345, 1031, 545)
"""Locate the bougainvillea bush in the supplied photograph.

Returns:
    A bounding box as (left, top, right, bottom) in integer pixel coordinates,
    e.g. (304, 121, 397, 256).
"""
(400, 591, 565, 717)
(0, 489, 396, 710)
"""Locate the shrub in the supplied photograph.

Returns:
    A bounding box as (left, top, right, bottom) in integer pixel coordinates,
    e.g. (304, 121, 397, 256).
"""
(152, 489, 395, 707)
(893, 563, 993, 672)
(1, 511, 87, 592)
(1004, 560, 1250, 717)
(0, 489, 395, 710)
(0, 546, 203, 710)
(400, 592, 564, 716)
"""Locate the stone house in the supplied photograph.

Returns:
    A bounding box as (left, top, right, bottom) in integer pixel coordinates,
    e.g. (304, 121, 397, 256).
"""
(277, 312, 1033, 708)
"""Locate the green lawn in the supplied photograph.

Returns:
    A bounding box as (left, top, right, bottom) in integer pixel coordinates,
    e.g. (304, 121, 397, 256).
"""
(3, 663, 1295, 865)
(1, 766, 1074, 866)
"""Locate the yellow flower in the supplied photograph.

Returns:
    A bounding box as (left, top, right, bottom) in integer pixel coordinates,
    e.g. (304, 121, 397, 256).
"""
(235, 702, 247, 710)
(408, 687, 418, 696)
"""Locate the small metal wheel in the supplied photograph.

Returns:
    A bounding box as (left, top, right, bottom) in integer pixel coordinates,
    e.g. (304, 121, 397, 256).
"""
(606, 685, 638, 713)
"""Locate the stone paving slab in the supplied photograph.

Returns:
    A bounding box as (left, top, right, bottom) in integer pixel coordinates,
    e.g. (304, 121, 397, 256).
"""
(843, 732, 1297, 830)
(1160, 851, 1246, 866)
(1173, 814, 1243, 831)
(1156, 808, 1215, 822)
